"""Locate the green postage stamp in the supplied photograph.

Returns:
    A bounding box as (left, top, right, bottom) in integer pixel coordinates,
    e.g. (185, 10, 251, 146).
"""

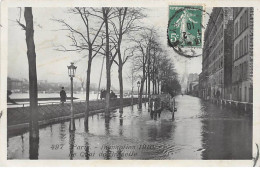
(168, 6, 203, 47)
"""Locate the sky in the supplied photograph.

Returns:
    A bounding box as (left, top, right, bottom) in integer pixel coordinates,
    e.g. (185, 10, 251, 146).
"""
(8, 7, 211, 90)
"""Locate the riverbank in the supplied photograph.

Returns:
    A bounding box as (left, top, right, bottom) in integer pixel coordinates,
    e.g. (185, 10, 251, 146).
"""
(8, 98, 146, 136)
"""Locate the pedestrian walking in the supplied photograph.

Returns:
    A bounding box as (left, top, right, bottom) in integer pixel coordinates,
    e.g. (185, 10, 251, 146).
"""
(60, 87, 67, 106)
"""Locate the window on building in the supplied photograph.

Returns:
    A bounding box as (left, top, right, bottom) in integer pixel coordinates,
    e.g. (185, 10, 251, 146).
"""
(242, 38, 244, 56)
(245, 61, 248, 79)
(239, 40, 242, 57)
(234, 66, 236, 81)
(245, 86, 247, 102)
(236, 22, 238, 37)
(244, 12, 246, 31)
(240, 64, 243, 80)
(234, 22, 236, 37)
(246, 9, 248, 28)
(235, 44, 238, 60)
(235, 66, 237, 81)
(238, 64, 240, 80)
(246, 35, 248, 54)
(239, 87, 242, 101)
(241, 63, 244, 80)
(240, 16, 242, 33)
(244, 36, 246, 55)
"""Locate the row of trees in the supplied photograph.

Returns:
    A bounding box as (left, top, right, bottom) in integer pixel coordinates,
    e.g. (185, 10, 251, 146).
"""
(54, 7, 146, 130)
(130, 28, 181, 108)
(55, 7, 181, 123)
(16, 7, 181, 146)
(55, 7, 181, 121)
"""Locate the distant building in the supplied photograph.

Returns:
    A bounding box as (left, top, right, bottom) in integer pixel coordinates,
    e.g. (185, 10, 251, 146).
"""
(193, 83, 199, 97)
(7, 77, 25, 92)
(38, 80, 48, 84)
(187, 73, 198, 93)
(189, 81, 199, 96)
(232, 8, 253, 103)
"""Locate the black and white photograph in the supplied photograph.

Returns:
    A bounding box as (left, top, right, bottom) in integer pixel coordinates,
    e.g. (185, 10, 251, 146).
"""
(1, 0, 259, 166)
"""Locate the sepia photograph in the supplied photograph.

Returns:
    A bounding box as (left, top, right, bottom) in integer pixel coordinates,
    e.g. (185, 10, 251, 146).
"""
(1, 0, 259, 165)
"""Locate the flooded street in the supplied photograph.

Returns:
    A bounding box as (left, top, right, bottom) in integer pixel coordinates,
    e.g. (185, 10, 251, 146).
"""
(8, 95, 252, 160)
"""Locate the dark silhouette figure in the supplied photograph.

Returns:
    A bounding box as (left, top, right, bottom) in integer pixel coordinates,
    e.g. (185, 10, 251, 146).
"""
(60, 87, 67, 106)
(7, 90, 17, 104)
(150, 96, 162, 119)
(100, 89, 105, 100)
(216, 90, 220, 100)
(100, 89, 117, 100)
(110, 90, 117, 99)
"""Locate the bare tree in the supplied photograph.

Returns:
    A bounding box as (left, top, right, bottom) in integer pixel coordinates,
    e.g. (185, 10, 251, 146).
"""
(17, 7, 39, 159)
(126, 58, 138, 106)
(131, 28, 157, 108)
(54, 7, 105, 131)
(101, 7, 121, 116)
(149, 42, 163, 94)
(109, 7, 145, 113)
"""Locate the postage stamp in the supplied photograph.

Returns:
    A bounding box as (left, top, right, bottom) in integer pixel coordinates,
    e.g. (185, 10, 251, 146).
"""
(168, 6, 203, 48)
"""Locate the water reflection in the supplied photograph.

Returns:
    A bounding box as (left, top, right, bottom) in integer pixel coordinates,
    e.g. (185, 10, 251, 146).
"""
(104, 144, 111, 160)
(105, 116, 111, 135)
(84, 138, 90, 160)
(50, 125, 53, 137)
(119, 115, 123, 136)
(201, 111, 252, 159)
(7, 96, 252, 160)
(21, 135, 24, 154)
(171, 112, 175, 121)
(84, 117, 89, 132)
(69, 132, 75, 160)
(59, 122, 66, 143)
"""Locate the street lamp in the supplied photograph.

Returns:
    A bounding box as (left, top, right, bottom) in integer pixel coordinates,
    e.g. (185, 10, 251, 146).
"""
(68, 62, 77, 132)
(137, 81, 140, 107)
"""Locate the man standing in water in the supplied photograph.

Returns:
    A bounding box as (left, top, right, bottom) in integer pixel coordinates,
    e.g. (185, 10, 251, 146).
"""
(60, 87, 67, 106)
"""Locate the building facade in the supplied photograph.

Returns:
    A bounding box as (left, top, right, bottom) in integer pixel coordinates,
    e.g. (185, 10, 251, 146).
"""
(232, 8, 253, 103)
(200, 8, 233, 100)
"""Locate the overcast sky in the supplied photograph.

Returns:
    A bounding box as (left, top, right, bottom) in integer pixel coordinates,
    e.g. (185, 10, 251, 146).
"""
(8, 7, 211, 90)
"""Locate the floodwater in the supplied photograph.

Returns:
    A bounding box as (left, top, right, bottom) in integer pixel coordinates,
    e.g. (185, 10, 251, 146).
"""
(7, 95, 252, 160)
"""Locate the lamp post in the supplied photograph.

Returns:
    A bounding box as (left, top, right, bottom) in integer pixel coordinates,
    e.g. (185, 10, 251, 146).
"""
(68, 62, 77, 132)
(137, 81, 140, 107)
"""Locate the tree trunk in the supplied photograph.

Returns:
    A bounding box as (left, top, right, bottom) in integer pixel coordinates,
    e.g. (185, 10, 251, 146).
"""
(146, 74, 148, 98)
(117, 26, 123, 114)
(84, 53, 92, 132)
(24, 7, 39, 159)
(139, 79, 145, 109)
(103, 8, 110, 116)
(24, 8, 38, 137)
(148, 62, 151, 99)
(154, 79, 158, 94)
(139, 64, 146, 108)
(157, 80, 160, 94)
(118, 57, 123, 113)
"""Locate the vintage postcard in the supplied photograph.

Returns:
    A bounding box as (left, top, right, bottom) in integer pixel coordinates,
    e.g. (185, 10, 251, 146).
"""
(0, 0, 260, 167)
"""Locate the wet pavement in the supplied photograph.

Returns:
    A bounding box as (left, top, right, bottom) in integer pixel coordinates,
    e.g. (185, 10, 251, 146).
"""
(7, 95, 252, 160)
